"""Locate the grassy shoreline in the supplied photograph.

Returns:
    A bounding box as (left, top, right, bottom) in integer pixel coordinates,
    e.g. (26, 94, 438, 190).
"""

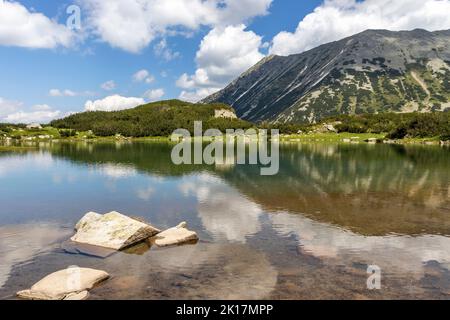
(1, 111, 449, 146)
(1, 132, 448, 146)
(0, 145, 38, 152)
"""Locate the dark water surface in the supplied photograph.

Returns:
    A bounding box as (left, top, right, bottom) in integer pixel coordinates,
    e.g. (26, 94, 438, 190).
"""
(0, 141, 449, 300)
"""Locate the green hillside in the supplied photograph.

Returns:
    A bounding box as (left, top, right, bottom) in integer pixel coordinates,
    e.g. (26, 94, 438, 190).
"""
(262, 112, 450, 141)
(50, 100, 252, 137)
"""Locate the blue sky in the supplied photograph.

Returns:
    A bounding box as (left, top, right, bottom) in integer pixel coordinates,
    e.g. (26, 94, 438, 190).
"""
(0, 0, 449, 123)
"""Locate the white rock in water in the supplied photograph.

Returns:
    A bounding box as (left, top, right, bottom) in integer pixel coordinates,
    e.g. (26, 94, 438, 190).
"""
(17, 267, 109, 300)
(71, 211, 160, 250)
(152, 222, 199, 247)
(63, 291, 90, 300)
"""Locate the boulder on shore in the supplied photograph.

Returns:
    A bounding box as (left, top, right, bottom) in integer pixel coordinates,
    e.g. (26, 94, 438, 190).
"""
(71, 211, 160, 250)
(17, 267, 109, 300)
(152, 222, 199, 247)
(366, 138, 378, 144)
(323, 124, 338, 133)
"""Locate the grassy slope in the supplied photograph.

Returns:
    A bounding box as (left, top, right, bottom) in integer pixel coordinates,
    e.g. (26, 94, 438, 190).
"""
(278, 65, 450, 124)
(7, 127, 61, 139)
(0, 146, 38, 152)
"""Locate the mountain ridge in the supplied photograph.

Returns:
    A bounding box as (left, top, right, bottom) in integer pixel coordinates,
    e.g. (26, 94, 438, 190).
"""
(202, 28, 450, 124)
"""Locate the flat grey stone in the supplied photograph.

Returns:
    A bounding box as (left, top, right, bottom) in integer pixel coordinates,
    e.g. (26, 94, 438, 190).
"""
(152, 222, 199, 247)
(17, 267, 109, 300)
(71, 211, 160, 250)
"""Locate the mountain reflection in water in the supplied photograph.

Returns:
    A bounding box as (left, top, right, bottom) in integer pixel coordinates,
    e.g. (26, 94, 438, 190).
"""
(0, 141, 449, 299)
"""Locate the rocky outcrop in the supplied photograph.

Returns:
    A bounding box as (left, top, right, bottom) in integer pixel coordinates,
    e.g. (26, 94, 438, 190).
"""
(151, 222, 199, 247)
(323, 124, 338, 133)
(17, 267, 109, 300)
(215, 109, 237, 119)
(71, 211, 160, 250)
(366, 138, 379, 144)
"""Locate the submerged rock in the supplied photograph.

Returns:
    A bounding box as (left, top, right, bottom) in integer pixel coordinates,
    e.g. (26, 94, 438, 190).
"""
(17, 267, 109, 300)
(71, 211, 160, 250)
(152, 222, 199, 247)
(61, 240, 117, 258)
(63, 291, 90, 300)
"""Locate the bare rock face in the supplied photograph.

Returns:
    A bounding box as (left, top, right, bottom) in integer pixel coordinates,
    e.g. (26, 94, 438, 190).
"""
(214, 109, 237, 119)
(17, 267, 109, 300)
(152, 222, 199, 247)
(71, 211, 160, 250)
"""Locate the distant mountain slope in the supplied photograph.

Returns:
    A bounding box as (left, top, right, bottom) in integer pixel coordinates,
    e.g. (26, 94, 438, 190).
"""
(50, 100, 250, 137)
(202, 29, 450, 124)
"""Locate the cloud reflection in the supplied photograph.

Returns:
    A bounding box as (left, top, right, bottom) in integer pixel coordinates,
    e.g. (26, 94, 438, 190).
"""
(0, 223, 71, 288)
(179, 174, 263, 243)
(271, 212, 450, 275)
(96, 163, 137, 179)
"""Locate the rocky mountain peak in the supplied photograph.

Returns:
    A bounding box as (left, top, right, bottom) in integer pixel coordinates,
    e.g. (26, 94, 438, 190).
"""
(203, 29, 450, 124)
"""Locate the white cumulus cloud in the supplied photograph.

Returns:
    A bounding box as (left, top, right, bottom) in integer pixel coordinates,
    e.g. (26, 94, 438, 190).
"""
(49, 89, 77, 97)
(84, 95, 145, 112)
(0, 0, 74, 49)
(154, 38, 181, 61)
(177, 24, 265, 102)
(0, 97, 65, 124)
(270, 0, 450, 56)
(32, 104, 52, 111)
(79, 0, 272, 53)
(0, 97, 23, 119)
(144, 88, 165, 101)
(3, 110, 61, 124)
(179, 88, 221, 103)
(133, 69, 155, 83)
(101, 80, 116, 91)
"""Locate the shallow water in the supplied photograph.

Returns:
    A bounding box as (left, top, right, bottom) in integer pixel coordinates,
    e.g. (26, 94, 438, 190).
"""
(0, 141, 449, 300)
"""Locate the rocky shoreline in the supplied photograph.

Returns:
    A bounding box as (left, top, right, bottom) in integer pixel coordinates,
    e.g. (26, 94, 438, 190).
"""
(16, 211, 199, 300)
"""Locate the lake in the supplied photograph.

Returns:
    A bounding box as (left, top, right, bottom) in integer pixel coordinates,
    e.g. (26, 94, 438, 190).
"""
(0, 141, 449, 299)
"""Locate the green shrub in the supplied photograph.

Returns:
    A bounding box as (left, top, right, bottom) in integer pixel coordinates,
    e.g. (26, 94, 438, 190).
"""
(59, 129, 77, 137)
(440, 127, 450, 141)
(387, 125, 408, 139)
(258, 122, 308, 134)
(335, 123, 368, 134)
(0, 124, 18, 133)
(326, 112, 449, 139)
